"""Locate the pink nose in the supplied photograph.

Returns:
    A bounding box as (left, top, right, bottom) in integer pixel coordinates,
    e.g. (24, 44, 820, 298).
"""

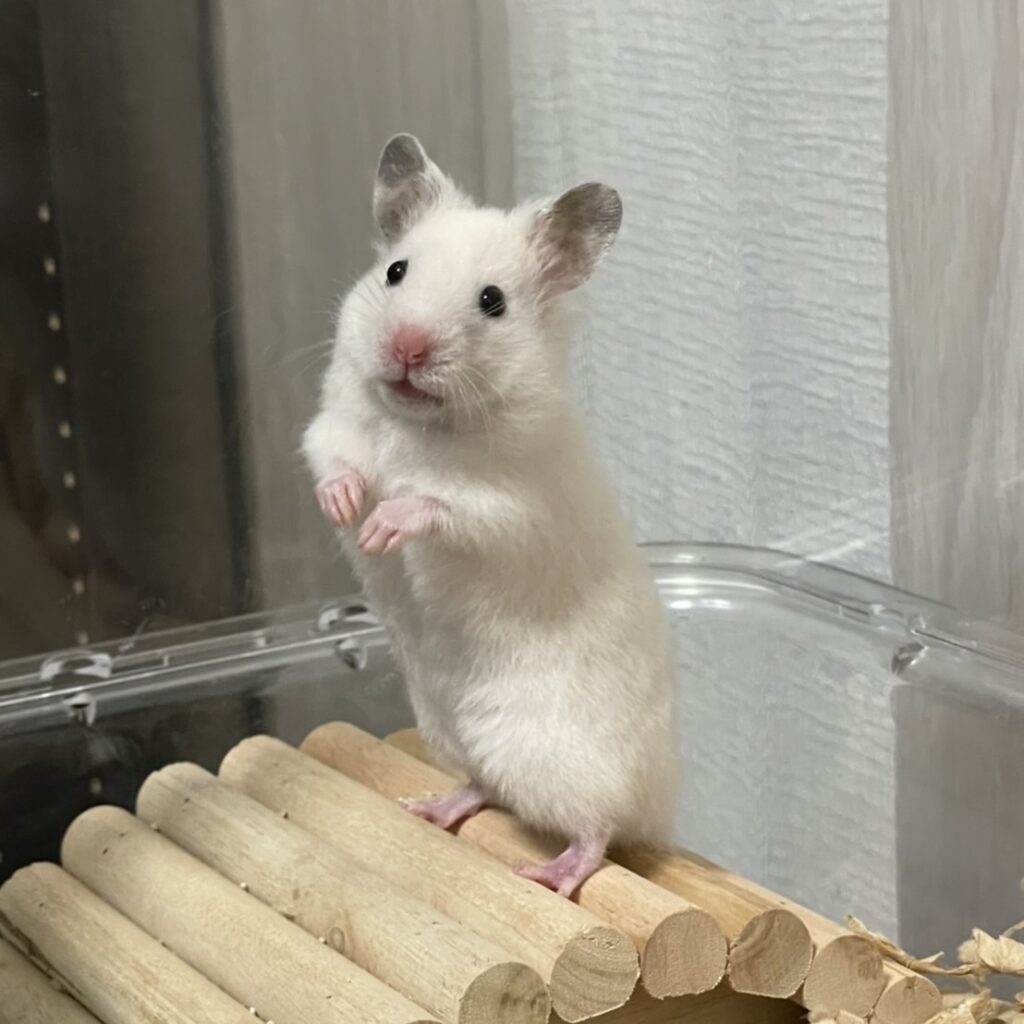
(390, 324, 433, 367)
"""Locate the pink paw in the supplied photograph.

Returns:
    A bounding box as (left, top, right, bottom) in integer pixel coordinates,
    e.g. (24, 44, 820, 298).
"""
(357, 496, 440, 555)
(316, 471, 365, 528)
(514, 860, 584, 898)
(400, 785, 486, 830)
(513, 833, 609, 899)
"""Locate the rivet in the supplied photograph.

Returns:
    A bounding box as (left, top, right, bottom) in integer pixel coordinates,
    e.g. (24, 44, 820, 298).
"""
(43, 256, 57, 276)
(59, 421, 72, 439)
(63, 471, 76, 489)
(53, 365, 67, 384)
(37, 202, 51, 223)
(67, 523, 80, 543)
(48, 312, 62, 331)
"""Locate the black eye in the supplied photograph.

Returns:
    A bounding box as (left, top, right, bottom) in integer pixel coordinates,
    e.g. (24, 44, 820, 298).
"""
(386, 260, 407, 286)
(479, 285, 505, 317)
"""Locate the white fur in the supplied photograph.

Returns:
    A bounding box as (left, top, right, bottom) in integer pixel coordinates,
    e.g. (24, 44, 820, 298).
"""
(303, 158, 677, 846)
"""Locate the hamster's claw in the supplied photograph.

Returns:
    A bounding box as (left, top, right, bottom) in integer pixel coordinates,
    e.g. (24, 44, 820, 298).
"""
(356, 495, 440, 555)
(316, 471, 365, 528)
(400, 784, 486, 830)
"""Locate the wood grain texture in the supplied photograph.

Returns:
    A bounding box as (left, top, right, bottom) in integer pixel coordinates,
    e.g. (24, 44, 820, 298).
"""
(0, 937, 100, 1024)
(306, 723, 729, 1000)
(220, 736, 638, 1022)
(889, 0, 1024, 628)
(505, 0, 891, 578)
(0, 863, 253, 1024)
(211, 0, 513, 610)
(62, 806, 437, 1024)
(137, 761, 550, 1024)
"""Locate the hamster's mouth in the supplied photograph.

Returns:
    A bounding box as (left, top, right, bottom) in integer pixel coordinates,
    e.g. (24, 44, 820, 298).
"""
(386, 378, 443, 405)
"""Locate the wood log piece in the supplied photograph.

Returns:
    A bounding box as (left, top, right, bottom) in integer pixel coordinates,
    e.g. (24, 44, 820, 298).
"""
(549, 984, 804, 1023)
(376, 729, 806, 999)
(0, 936, 101, 1024)
(621, 847, 936, 1020)
(61, 806, 437, 1024)
(799, 934, 886, 1018)
(220, 735, 638, 1022)
(137, 761, 550, 1024)
(382, 726, 934, 1021)
(301, 722, 727, 999)
(871, 966, 942, 1024)
(382, 728, 810, 998)
(0, 863, 252, 1024)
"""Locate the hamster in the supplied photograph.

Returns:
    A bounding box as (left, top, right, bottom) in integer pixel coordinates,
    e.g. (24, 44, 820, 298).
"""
(303, 134, 678, 896)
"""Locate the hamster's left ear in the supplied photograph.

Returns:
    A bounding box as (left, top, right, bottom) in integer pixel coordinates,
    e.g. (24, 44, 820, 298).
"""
(374, 134, 455, 241)
(531, 183, 622, 296)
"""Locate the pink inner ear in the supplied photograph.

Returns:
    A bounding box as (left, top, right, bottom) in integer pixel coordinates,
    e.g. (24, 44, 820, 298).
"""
(534, 225, 590, 298)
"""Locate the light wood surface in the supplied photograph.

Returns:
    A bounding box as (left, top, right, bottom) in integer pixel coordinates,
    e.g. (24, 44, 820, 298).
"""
(0, 937, 101, 1024)
(377, 725, 937, 1022)
(301, 721, 728, 999)
(219, 735, 638, 1022)
(377, 725, 811, 1000)
(61, 805, 437, 1024)
(137, 761, 550, 1024)
(872, 966, 942, 1024)
(0, 862, 252, 1024)
(800, 934, 885, 1018)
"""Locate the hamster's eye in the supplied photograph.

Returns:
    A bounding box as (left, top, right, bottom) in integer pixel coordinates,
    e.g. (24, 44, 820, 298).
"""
(479, 285, 506, 318)
(386, 260, 408, 286)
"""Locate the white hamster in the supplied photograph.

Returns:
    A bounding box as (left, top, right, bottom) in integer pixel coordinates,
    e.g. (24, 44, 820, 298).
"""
(303, 134, 677, 896)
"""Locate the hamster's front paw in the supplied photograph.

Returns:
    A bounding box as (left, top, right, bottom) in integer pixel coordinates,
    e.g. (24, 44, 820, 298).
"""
(357, 496, 441, 555)
(316, 470, 365, 528)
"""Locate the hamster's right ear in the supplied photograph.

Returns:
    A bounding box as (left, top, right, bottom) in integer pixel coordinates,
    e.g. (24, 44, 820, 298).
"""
(531, 183, 622, 297)
(374, 134, 452, 241)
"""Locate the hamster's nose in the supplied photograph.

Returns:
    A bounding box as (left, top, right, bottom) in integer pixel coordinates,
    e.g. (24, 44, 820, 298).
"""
(390, 323, 434, 368)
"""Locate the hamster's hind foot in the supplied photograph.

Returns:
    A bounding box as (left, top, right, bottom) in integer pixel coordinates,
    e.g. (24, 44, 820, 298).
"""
(401, 783, 486, 830)
(515, 828, 610, 898)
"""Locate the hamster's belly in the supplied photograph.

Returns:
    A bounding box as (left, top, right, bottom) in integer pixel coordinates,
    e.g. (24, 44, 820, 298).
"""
(342, 531, 679, 839)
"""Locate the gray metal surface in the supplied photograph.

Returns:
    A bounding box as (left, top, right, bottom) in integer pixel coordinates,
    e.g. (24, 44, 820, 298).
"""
(0, 0, 508, 661)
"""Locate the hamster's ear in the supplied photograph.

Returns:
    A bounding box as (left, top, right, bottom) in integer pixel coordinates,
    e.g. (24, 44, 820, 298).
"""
(374, 134, 452, 241)
(531, 183, 622, 296)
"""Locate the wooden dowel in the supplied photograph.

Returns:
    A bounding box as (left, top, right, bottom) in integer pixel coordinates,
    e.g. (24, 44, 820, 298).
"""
(220, 736, 638, 1023)
(137, 761, 550, 1024)
(301, 721, 727, 999)
(377, 726, 808, 1000)
(0, 936, 101, 1024)
(381, 726, 935, 1020)
(604, 846, 816, 1003)
(549, 984, 804, 1024)
(800, 934, 886, 1018)
(647, 854, 937, 1021)
(871, 965, 942, 1024)
(0, 863, 252, 1024)
(61, 806, 437, 1024)
(382, 728, 811, 998)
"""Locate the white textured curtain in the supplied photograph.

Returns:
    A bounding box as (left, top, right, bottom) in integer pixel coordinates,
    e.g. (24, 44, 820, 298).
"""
(506, 0, 891, 580)
(504, 0, 898, 930)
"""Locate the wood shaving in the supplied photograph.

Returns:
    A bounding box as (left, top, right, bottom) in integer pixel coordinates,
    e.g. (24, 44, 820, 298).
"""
(958, 931, 1024, 976)
(845, 915, 976, 977)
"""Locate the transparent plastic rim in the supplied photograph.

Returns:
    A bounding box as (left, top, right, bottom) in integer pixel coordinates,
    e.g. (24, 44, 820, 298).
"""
(2, 542, 1022, 718)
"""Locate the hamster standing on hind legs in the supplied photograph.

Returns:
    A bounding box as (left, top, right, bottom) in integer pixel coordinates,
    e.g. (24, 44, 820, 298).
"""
(303, 133, 678, 897)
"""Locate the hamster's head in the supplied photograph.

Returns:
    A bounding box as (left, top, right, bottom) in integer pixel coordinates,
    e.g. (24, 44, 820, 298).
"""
(332, 134, 621, 430)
